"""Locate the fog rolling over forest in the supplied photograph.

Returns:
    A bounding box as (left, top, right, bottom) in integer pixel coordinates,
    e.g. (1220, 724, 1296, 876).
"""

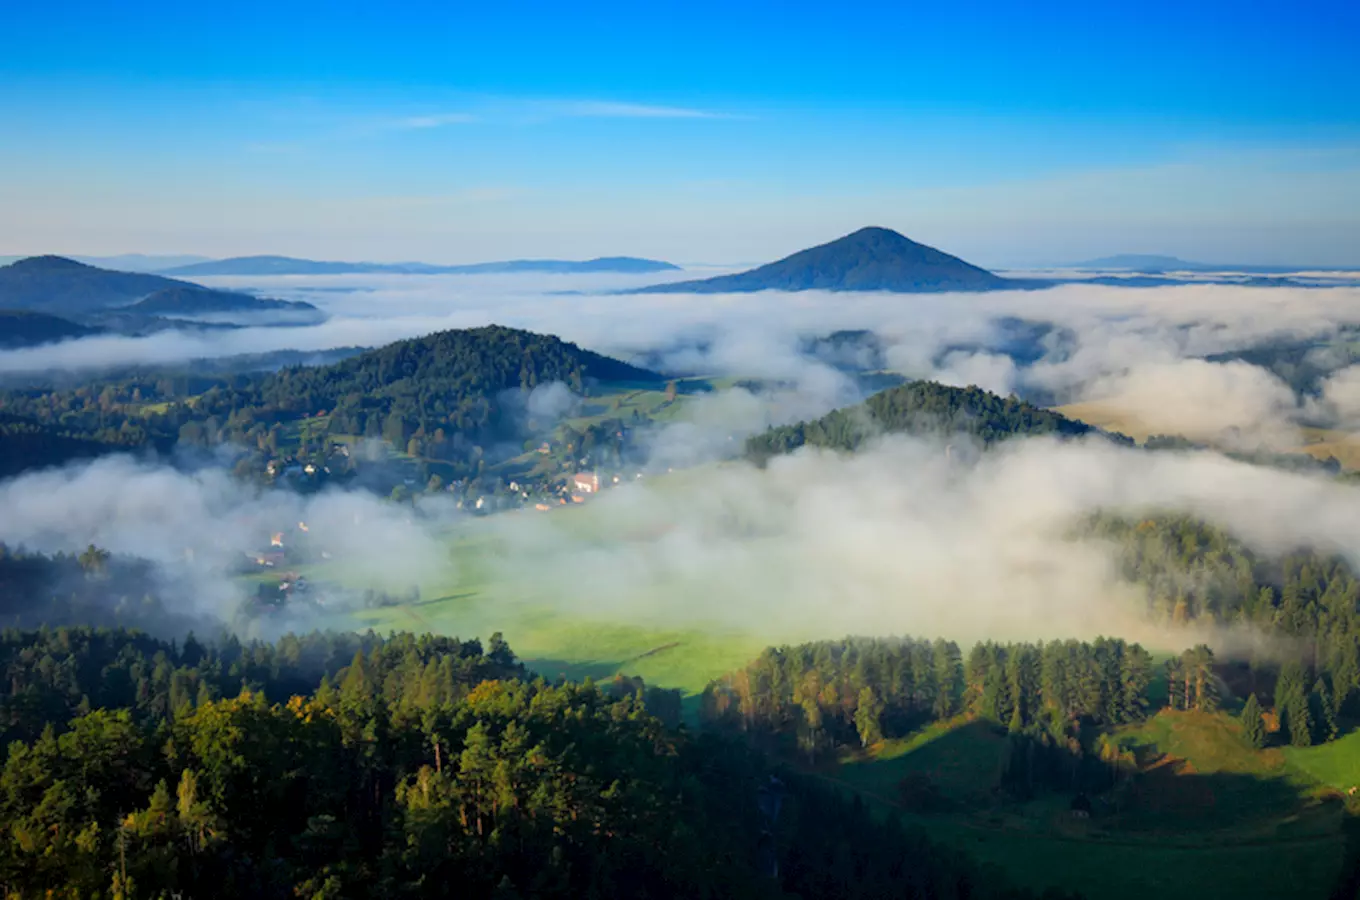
(4, 268, 1360, 653)
(10, 273, 1360, 446)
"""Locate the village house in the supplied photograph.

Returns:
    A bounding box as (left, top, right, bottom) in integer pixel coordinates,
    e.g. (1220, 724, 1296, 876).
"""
(573, 472, 601, 494)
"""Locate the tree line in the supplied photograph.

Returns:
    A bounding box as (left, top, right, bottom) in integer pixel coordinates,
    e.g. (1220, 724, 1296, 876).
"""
(701, 636, 1154, 764)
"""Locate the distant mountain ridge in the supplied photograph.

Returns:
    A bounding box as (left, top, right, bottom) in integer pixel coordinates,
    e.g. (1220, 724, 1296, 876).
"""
(0, 256, 321, 323)
(160, 255, 681, 276)
(126, 286, 320, 317)
(632, 227, 1028, 294)
(1071, 254, 1354, 274)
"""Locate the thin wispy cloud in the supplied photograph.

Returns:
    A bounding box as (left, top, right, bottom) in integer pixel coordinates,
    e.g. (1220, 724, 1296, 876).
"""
(397, 112, 479, 129)
(349, 98, 738, 137)
(548, 100, 736, 120)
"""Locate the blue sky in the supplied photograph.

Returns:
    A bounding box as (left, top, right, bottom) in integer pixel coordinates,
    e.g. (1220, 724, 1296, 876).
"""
(2, 0, 1358, 266)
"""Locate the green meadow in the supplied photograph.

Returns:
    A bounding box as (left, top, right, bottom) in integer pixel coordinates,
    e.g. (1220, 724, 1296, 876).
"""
(817, 710, 1349, 900)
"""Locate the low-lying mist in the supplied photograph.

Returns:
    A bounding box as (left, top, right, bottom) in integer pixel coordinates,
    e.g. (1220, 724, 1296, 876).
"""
(4, 271, 1360, 658)
(475, 431, 1360, 648)
(1, 425, 1356, 656)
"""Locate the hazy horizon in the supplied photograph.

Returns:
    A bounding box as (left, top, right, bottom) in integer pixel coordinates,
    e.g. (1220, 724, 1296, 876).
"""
(4, 238, 1359, 274)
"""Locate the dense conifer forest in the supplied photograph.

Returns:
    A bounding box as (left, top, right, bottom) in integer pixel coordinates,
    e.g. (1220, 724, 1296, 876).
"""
(0, 626, 1073, 900)
(0, 414, 153, 480)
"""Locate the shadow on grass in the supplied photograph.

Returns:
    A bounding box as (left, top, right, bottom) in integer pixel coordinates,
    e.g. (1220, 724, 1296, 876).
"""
(521, 657, 622, 684)
(409, 590, 478, 609)
(829, 719, 1337, 839)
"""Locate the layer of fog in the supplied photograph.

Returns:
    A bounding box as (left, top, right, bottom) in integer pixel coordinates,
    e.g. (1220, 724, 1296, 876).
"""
(7, 270, 1360, 448)
(472, 433, 1360, 649)
(6, 271, 1360, 654)
(2, 430, 1357, 654)
(0, 454, 462, 637)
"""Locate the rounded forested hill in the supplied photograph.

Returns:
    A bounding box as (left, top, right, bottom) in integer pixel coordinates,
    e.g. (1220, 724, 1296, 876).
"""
(261, 324, 659, 395)
(0, 256, 189, 314)
(193, 325, 663, 436)
(745, 380, 1101, 462)
(0, 309, 97, 348)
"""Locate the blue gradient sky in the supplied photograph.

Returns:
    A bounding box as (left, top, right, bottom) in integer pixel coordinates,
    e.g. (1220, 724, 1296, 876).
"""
(2, 0, 1357, 266)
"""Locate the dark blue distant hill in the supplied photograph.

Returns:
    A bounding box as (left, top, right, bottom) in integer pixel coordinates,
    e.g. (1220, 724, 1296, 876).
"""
(631, 227, 1028, 293)
(1074, 254, 1205, 271)
(160, 256, 377, 276)
(0, 310, 99, 349)
(0, 256, 322, 326)
(160, 255, 681, 276)
(0, 256, 190, 314)
(125, 286, 320, 317)
(444, 256, 680, 274)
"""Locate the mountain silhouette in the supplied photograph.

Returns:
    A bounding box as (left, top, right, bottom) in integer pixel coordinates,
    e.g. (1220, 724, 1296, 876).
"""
(634, 227, 1021, 293)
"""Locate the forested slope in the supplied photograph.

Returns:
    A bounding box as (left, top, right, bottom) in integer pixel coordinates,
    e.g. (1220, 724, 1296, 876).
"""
(0, 412, 149, 479)
(0, 626, 1069, 900)
(0, 325, 663, 479)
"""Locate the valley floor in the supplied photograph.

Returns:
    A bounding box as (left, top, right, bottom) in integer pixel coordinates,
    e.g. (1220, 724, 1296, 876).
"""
(278, 500, 1358, 900)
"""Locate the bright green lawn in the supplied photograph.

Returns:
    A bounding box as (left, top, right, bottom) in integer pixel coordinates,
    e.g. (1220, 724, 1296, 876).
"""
(819, 711, 1349, 900)
(1286, 728, 1360, 792)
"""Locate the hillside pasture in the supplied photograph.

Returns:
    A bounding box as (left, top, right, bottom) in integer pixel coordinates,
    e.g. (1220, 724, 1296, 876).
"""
(818, 710, 1348, 900)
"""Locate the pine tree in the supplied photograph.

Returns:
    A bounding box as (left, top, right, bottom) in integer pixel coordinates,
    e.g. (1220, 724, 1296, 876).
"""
(1240, 693, 1266, 749)
(1310, 679, 1339, 744)
(1190, 645, 1218, 712)
(1008, 702, 1024, 735)
(854, 687, 884, 748)
(1276, 661, 1312, 747)
(981, 663, 1009, 724)
(1166, 659, 1185, 711)
(932, 640, 963, 719)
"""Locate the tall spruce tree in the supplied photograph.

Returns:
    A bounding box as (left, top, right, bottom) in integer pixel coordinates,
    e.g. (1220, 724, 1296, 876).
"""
(1276, 661, 1313, 747)
(1240, 693, 1266, 749)
(1310, 679, 1339, 744)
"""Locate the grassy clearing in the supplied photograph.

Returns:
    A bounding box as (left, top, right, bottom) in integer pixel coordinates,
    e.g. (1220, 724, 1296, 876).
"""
(1053, 401, 1159, 442)
(1055, 403, 1360, 470)
(1297, 426, 1360, 470)
(328, 501, 764, 696)
(818, 710, 1348, 900)
(1285, 728, 1360, 792)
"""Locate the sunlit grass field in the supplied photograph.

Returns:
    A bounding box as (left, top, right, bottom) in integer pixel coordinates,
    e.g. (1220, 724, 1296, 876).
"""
(1285, 727, 1360, 792)
(819, 710, 1348, 900)
(1055, 402, 1360, 470)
